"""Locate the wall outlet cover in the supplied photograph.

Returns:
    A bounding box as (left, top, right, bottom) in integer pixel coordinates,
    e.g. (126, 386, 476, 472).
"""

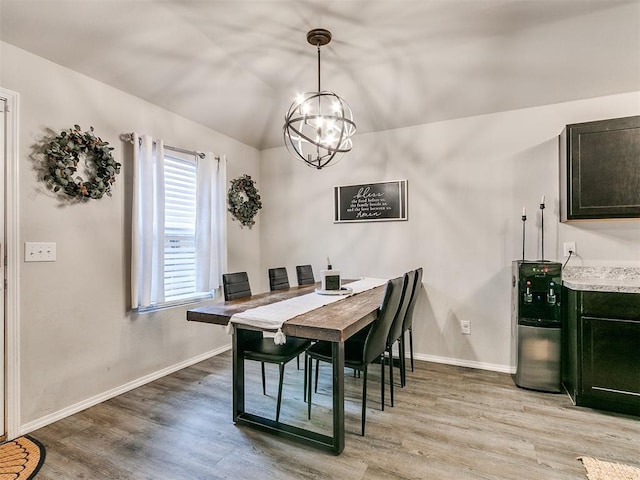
(563, 241, 576, 257)
(460, 320, 471, 335)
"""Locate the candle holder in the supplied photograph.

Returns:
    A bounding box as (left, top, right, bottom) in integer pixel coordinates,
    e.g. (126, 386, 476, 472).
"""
(540, 199, 545, 262)
(521, 213, 527, 261)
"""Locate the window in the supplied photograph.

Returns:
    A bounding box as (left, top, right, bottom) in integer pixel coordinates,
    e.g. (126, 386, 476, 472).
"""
(131, 134, 227, 312)
(163, 153, 199, 302)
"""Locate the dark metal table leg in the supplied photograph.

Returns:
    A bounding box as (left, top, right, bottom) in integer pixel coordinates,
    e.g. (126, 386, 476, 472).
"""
(232, 325, 245, 422)
(332, 341, 345, 454)
(234, 328, 265, 421)
(233, 328, 346, 455)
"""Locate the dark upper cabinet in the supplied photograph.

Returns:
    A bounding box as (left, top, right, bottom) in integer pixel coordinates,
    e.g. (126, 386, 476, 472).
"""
(560, 115, 640, 221)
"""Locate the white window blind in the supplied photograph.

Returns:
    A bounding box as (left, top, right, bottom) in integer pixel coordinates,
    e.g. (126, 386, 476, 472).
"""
(163, 154, 198, 301)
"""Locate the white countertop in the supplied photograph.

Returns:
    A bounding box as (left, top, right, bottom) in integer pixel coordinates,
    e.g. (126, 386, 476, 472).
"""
(562, 266, 640, 294)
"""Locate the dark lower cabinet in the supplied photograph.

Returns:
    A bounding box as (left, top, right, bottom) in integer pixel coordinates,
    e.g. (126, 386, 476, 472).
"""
(562, 288, 640, 416)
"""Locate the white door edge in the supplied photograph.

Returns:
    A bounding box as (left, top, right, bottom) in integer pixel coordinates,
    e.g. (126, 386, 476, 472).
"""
(1, 87, 21, 440)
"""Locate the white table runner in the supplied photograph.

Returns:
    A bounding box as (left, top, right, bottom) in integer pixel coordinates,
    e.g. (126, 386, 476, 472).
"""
(226, 277, 388, 343)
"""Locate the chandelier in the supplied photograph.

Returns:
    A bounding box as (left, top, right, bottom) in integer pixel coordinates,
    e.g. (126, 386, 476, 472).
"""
(283, 29, 356, 169)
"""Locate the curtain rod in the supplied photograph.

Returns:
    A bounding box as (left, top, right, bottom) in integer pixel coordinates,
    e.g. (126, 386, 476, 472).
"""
(120, 133, 215, 160)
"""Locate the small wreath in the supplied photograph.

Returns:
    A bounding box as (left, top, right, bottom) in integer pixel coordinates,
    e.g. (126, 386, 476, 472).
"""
(228, 174, 262, 228)
(43, 125, 121, 200)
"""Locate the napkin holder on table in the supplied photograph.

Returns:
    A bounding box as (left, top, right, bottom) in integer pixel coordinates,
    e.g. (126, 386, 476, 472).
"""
(320, 269, 341, 291)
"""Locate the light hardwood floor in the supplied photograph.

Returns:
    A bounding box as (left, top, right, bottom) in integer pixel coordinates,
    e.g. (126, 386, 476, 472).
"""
(31, 351, 639, 479)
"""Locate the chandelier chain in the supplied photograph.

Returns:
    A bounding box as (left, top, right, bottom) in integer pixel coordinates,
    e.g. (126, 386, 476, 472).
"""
(317, 45, 321, 93)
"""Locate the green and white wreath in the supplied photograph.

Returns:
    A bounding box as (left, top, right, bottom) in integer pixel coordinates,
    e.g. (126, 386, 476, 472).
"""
(228, 174, 262, 228)
(43, 125, 121, 200)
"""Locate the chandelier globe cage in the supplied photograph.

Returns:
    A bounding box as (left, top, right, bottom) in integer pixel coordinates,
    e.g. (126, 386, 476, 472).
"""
(283, 28, 356, 169)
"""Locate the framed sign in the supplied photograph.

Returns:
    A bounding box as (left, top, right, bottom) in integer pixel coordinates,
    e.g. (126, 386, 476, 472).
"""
(334, 180, 408, 223)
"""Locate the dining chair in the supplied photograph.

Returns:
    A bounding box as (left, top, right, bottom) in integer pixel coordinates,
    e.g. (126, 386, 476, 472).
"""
(385, 270, 415, 405)
(222, 272, 252, 300)
(401, 267, 423, 384)
(242, 335, 311, 422)
(268, 267, 290, 291)
(296, 264, 316, 286)
(305, 276, 404, 436)
(223, 271, 311, 421)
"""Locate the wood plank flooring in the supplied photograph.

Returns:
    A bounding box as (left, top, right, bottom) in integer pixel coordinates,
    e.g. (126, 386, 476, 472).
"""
(31, 351, 640, 479)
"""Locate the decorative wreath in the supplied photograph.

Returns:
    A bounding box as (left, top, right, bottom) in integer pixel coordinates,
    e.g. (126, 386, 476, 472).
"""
(43, 125, 121, 200)
(228, 174, 262, 228)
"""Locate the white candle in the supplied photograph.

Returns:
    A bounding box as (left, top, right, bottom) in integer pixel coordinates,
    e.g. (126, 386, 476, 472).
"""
(541, 195, 545, 205)
(522, 206, 526, 216)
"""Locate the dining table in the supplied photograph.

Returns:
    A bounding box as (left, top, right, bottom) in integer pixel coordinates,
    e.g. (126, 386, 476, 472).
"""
(186, 281, 387, 454)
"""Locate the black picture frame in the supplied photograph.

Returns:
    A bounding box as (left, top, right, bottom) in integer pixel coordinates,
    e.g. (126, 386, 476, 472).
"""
(334, 180, 408, 223)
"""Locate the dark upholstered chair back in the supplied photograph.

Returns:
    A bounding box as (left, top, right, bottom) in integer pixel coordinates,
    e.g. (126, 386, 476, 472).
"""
(222, 272, 251, 300)
(362, 277, 404, 365)
(296, 265, 315, 286)
(403, 267, 423, 332)
(388, 270, 416, 345)
(268, 267, 290, 291)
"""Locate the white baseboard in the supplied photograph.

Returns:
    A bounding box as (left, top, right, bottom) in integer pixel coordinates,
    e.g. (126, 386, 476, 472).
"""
(19, 345, 231, 436)
(414, 352, 515, 375)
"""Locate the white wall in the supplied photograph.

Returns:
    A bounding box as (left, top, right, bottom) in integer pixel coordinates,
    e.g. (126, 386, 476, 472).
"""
(2, 37, 638, 433)
(0, 42, 261, 430)
(260, 92, 640, 372)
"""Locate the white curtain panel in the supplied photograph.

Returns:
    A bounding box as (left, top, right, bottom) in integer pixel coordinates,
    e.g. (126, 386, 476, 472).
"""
(131, 133, 166, 309)
(196, 153, 228, 292)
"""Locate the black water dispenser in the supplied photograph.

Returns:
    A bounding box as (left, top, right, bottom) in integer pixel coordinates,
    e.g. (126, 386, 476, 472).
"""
(512, 260, 562, 392)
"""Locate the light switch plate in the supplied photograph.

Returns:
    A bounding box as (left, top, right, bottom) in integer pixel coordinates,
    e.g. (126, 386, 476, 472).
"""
(25, 242, 56, 262)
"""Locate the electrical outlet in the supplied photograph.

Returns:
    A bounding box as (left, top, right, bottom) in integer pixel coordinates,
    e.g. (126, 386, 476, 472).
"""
(563, 241, 576, 257)
(460, 320, 471, 335)
(25, 242, 56, 262)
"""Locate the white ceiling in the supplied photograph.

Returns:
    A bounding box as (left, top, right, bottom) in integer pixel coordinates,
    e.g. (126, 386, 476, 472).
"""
(1, 0, 639, 150)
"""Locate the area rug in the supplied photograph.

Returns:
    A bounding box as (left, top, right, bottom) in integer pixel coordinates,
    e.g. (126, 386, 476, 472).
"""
(578, 456, 640, 480)
(0, 436, 45, 480)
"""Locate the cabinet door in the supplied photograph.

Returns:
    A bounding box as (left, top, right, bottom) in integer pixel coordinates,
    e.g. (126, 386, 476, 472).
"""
(561, 287, 579, 402)
(581, 316, 640, 415)
(560, 115, 640, 221)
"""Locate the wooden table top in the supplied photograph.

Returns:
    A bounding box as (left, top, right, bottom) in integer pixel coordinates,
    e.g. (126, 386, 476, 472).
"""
(187, 282, 386, 343)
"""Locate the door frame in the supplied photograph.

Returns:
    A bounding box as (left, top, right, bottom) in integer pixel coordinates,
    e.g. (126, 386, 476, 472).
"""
(1, 87, 20, 440)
